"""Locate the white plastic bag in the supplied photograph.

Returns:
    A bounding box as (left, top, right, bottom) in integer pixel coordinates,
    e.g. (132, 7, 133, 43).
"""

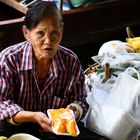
(86, 100, 139, 140)
(92, 73, 116, 104)
(86, 67, 140, 140)
(98, 40, 128, 56)
(105, 67, 140, 122)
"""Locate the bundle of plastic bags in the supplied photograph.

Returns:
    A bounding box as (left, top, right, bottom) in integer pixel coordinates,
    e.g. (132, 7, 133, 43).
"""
(84, 41, 140, 140)
(86, 68, 140, 140)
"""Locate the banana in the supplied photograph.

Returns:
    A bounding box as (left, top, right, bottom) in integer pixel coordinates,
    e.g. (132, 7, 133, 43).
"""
(0, 137, 8, 140)
(127, 37, 140, 53)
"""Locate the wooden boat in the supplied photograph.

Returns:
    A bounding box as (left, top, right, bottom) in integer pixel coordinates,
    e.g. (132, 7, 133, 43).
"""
(0, 0, 140, 69)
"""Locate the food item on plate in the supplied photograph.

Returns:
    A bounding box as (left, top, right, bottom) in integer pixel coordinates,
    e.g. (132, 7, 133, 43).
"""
(48, 108, 78, 136)
(66, 119, 77, 135)
(54, 117, 66, 133)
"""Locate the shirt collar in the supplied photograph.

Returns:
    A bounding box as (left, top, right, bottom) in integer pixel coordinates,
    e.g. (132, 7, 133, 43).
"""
(51, 46, 66, 76)
(21, 43, 66, 73)
(21, 41, 33, 70)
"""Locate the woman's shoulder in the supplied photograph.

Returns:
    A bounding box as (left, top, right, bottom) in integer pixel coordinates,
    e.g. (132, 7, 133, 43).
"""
(1, 41, 27, 55)
(58, 45, 82, 69)
(0, 41, 28, 63)
(59, 45, 78, 60)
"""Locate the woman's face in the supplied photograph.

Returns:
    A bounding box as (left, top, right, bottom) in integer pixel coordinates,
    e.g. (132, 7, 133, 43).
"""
(25, 15, 63, 61)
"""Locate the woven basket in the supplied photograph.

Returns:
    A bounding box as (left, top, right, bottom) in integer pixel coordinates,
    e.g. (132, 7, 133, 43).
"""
(84, 63, 99, 75)
(84, 62, 110, 82)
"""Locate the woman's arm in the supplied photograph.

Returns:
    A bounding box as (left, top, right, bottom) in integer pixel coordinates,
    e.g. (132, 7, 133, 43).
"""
(67, 59, 89, 120)
(9, 110, 53, 133)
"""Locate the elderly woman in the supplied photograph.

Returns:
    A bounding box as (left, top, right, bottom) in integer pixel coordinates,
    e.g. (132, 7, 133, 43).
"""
(0, 1, 106, 140)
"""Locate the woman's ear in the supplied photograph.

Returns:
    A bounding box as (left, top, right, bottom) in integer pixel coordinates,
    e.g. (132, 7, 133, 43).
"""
(22, 25, 30, 41)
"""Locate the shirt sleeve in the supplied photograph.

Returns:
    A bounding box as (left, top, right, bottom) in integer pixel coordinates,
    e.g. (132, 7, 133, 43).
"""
(0, 59, 23, 121)
(68, 58, 89, 119)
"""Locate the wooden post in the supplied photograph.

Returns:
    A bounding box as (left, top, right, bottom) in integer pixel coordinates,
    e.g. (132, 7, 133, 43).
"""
(126, 26, 134, 38)
(104, 63, 110, 82)
(58, 0, 63, 12)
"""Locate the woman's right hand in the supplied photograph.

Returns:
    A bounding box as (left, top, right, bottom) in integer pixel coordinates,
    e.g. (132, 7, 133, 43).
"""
(12, 111, 53, 133)
(34, 112, 53, 133)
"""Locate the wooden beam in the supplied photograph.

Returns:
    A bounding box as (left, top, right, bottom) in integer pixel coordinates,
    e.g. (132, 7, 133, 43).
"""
(0, 0, 27, 14)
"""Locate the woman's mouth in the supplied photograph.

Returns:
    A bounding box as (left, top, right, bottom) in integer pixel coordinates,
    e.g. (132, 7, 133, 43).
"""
(44, 48, 53, 51)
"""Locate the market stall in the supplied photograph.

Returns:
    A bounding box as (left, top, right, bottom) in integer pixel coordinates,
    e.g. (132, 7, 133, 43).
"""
(0, 0, 140, 69)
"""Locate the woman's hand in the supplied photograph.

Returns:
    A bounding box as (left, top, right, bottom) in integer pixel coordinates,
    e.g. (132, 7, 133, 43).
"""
(34, 112, 53, 133)
(12, 111, 53, 133)
(66, 104, 80, 121)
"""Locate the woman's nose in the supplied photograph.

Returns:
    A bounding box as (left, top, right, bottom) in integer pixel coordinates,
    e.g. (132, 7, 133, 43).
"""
(43, 35, 52, 44)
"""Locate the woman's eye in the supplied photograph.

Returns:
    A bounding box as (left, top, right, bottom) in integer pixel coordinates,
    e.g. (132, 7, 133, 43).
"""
(51, 31, 58, 37)
(36, 31, 44, 38)
(51, 30, 59, 38)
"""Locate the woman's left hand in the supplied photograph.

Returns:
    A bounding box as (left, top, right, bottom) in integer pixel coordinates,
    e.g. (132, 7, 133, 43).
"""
(66, 104, 80, 121)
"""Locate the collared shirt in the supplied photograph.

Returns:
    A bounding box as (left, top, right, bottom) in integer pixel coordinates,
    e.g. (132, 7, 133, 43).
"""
(0, 41, 88, 120)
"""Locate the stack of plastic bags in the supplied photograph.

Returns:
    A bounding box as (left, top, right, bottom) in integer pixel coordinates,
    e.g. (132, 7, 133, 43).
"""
(84, 40, 140, 140)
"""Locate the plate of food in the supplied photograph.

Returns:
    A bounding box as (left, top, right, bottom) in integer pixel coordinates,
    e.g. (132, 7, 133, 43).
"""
(47, 108, 80, 137)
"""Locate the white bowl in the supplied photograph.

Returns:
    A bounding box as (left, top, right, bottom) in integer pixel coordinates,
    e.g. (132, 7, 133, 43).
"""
(8, 133, 40, 140)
